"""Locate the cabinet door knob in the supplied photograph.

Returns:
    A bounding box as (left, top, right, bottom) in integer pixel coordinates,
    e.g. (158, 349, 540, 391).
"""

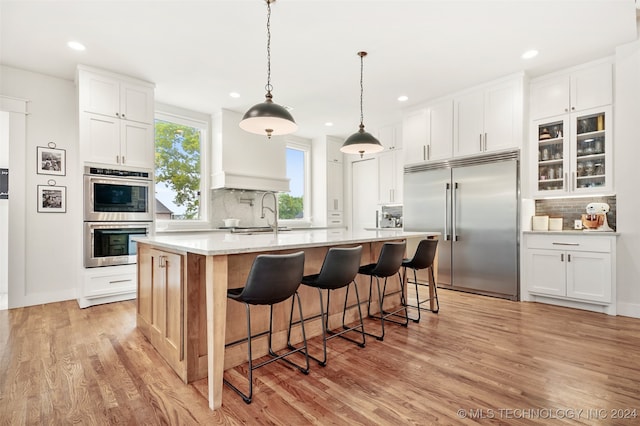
(121, 114, 126, 119)
(561, 253, 564, 262)
(571, 106, 575, 111)
(116, 112, 120, 117)
(479, 134, 483, 151)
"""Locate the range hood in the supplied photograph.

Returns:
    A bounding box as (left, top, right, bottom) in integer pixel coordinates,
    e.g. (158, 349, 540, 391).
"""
(212, 109, 290, 193)
(211, 171, 290, 192)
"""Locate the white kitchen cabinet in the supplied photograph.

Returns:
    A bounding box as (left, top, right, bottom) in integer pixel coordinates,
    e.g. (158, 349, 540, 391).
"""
(351, 158, 378, 230)
(402, 100, 453, 165)
(327, 136, 343, 163)
(530, 60, 612, 120)
(77, 66, 155, 169)
(523, 233, 616, 314)
(377, 149, 403, 205)
(454, 77, 523, 157)
(311, 135, 344, 227)
(532, 106, 612, 197)
(78, 264, 137, 308)
(79, 67, 154, 124)
(377, 122, 402, 150)
(80, 112, 154, 168)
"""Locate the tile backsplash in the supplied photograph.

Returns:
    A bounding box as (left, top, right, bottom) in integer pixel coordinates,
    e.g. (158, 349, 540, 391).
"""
(211, 189, 277, 228)
(535, 195, 616, 231)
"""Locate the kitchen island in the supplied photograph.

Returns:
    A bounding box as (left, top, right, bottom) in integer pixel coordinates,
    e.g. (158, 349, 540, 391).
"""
(135, 228, 438, 410)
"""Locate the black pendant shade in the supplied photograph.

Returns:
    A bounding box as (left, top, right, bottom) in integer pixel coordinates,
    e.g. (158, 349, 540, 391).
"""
(341, 51, 384, 158)
(239, 0, 296, 139)
(340, 124, 383, 158)
(240, 95, 297, 139)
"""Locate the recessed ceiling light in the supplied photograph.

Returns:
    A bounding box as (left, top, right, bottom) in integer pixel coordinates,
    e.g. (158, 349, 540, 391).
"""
(229, 92, 240, 98)
(325, 122, 334, 127)
(67, 41, 86, 51)
(397, 95, 409, 102)
(522, 49, 538, 59)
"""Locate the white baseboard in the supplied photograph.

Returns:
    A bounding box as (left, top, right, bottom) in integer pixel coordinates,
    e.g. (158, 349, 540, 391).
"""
(616, 301, 640, 319)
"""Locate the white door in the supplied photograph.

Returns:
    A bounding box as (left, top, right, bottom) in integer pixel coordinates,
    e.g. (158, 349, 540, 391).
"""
(352, 158, 378, 231)
(0, 112, 9, 310)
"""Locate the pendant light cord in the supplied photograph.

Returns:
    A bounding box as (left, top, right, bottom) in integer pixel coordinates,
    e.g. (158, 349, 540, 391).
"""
(359, 53, 364, 128)
(358, 51, 367, 130)
(265, 0, 273, 95)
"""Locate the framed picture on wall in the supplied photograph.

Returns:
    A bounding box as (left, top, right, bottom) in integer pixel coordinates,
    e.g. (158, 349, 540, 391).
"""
(36, 145, 66, 176)
(37, 184, 66, 213)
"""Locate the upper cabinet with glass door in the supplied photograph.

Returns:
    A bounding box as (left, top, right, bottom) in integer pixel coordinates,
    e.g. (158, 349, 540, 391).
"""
(571, 107, 611, 193)
(530, 59, 613, 198)
(533, 106, 612, 197)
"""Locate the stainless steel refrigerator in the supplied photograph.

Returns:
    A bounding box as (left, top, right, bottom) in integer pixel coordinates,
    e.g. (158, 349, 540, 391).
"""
(403, 151, 519, 300)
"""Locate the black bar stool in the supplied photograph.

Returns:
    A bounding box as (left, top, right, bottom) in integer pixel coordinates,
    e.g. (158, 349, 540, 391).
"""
(288, 246, 365, 366)
(223, 251, 309, 404)
(402, 239, 439, 322)
(358, 241, 408, 341)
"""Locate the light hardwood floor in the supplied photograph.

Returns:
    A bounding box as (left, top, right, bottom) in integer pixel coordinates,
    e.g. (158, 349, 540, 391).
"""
(1, 289, 639, 425)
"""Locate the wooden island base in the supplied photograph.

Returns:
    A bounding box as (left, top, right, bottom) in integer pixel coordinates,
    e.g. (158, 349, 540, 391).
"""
(135, 230, 438, 409)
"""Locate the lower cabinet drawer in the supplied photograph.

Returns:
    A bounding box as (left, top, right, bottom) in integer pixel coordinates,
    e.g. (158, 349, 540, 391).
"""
(328, 211, 343, 227)
(84, 266, 137, 298)
(525, 234, 611, 253)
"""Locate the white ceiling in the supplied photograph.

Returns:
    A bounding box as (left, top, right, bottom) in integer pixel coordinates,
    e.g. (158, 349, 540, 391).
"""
(1, 0, 638, 140)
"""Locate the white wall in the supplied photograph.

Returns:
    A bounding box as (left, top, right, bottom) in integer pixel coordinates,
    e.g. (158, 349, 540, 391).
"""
(614, 40, 640, 318)
(1, 66, 79, 308)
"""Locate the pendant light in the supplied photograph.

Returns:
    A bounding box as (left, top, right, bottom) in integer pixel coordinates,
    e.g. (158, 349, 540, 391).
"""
(239, 0, 297, 139)
(340, 51, 384, 158)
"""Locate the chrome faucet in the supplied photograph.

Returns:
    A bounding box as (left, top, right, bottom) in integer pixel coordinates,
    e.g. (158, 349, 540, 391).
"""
(260, 191, 279, 236)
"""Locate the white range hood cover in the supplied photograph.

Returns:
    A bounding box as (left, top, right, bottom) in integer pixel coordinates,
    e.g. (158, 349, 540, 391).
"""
(211, 171, 290, 193)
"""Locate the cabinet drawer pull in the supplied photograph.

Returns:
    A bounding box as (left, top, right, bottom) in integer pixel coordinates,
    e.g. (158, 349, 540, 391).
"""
(479, 134, 482, 151)
(484, 133, 487, 151)
(109, 279, 131, 285)
(552, 242, 579, 246)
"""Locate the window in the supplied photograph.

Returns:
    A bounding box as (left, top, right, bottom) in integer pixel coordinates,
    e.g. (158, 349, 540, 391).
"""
(154, 109, 208, 227)
(279, 139, 310, 223)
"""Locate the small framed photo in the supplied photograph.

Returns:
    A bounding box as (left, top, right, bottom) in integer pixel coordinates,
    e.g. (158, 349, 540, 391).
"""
(37, 185, 67, 213)
(37, 146, 66, 176)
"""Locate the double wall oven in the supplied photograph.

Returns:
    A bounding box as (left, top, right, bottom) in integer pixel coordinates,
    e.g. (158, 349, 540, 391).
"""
(83, 167, 152, 268)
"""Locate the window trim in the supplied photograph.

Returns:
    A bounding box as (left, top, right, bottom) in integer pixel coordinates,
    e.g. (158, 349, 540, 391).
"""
(280, 137, 311, 227)
(154, 106, 212, 231)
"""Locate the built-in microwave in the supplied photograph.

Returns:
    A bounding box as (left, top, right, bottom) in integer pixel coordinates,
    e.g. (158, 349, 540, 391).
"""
(84, 221, 151, 268)
(84, 167, 153, 222)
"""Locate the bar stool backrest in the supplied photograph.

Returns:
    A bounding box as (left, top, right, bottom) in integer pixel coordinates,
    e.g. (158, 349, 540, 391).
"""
(314, 246, 363, 290)
(238, 251, 305, 305)
(371, 241, 406, 277)
(406, 239, 438, 270)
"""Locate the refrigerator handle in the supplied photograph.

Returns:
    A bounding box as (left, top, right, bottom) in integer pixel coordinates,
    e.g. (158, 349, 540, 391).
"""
(452, 182, 459, 241)
(444, 183, 450, 241)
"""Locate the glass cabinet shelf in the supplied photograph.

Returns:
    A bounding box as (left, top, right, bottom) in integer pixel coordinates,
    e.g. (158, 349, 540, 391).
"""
(533, 106, 611, 196)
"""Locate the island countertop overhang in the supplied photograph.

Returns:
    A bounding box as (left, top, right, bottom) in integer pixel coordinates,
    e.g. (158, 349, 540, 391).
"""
(134, 228, 440, 256)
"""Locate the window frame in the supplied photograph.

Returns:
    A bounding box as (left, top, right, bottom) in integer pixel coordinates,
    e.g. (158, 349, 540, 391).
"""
(154, 106, 211, 231)
(280, 137, 311, 227)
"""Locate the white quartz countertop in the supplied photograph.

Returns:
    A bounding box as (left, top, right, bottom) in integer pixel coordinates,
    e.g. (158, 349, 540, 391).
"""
(135, 228, 440, 256)
(523, 230, 620, 236)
